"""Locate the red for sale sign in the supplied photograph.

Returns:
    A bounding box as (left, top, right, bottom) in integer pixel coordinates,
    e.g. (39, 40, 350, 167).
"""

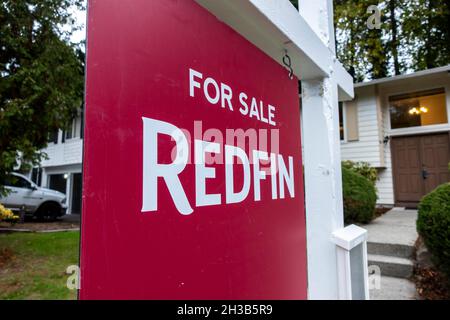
(80, 0, 307, 299)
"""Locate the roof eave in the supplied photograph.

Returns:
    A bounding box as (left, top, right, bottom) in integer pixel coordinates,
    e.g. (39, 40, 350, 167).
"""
(354, 65, 450, 88)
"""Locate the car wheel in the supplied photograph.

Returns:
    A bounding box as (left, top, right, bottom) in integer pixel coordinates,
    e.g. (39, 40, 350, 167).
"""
(36, 202, 61, 221)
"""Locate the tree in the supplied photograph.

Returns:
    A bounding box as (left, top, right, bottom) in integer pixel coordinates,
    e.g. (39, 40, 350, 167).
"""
(388, 0, 402, 75)
(403, 0, 450, 71)
(0, 0, 84, 193)
(334, 0, 450, 80)
(365, 4, 389, 79)
(334, 0, 383, 81)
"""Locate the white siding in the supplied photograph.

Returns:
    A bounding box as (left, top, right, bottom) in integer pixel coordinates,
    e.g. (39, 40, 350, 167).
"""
(340, 86, 394, 205)
(40, 115, 84, 168)
(41, 138, 83, 168)
(377, 103, 395, 205)
(341, 86, 384, 167)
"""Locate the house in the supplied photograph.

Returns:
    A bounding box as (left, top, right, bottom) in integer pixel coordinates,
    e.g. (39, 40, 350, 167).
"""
(340, 65, 450, 208)
(28, 115, 83, 215)
(29, 65, 450, 214)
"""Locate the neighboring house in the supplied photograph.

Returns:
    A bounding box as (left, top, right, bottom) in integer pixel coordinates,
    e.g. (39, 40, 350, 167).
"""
(340, 65, 450, 208)
(28, 114, 83, 215)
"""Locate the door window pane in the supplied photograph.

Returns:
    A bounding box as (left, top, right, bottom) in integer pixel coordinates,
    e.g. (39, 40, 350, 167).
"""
(389, 88, 448, 129)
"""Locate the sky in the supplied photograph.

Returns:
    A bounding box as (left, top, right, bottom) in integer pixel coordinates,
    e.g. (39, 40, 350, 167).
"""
(70, 3, 87, 44)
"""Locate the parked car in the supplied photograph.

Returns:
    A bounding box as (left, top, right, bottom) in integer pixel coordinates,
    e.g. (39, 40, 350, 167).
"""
(0, 172, 67, 219)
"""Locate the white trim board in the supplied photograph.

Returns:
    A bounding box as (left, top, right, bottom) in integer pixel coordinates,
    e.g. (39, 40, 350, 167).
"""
(355, 65, 450, 88)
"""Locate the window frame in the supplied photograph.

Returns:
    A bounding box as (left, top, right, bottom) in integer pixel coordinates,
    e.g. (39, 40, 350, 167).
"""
(64, 116, 82, 142)
(339, 101, 347, 143)
(65, 120, 74, 140)
(387, 85, 450, 136)
(31, 168, 43, 187)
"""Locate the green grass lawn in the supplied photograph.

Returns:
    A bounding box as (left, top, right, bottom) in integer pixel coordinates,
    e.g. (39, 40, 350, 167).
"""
(0, 231, 79, 300)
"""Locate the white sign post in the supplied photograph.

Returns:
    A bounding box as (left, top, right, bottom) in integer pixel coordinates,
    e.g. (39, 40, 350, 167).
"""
(300, 0, 344, 300)
(299, 0, 369, 300)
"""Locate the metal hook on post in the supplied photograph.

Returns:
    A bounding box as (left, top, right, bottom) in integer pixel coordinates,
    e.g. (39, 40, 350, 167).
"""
(282, 49, 294, 80)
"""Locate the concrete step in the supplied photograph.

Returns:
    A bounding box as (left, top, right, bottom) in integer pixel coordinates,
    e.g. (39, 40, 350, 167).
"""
(368, 254, 414, 279)
(369, 276, 418, 300)
(368, 241, 414, 259)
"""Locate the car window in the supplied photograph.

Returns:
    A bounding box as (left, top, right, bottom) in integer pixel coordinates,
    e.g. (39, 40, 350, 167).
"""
(0, 175, 13, 187)
(2, 175, 31, 189)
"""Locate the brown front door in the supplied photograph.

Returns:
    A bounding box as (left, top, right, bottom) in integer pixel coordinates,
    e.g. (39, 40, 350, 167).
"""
(391, 133, 450, 207)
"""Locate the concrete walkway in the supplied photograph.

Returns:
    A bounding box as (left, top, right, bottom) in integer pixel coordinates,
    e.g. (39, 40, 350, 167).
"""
(365, 208, 418, 249)
(364, 208, 419, 300)
(370, 276, 418, 300)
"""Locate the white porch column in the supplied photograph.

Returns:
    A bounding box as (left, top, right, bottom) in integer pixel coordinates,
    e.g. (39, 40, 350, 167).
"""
(41, 170, 48, 188)
(299, 0, 345, 299)
(65, 173, 72, 214)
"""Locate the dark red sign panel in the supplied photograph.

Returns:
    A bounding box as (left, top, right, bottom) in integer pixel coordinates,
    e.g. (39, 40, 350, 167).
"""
(81, 0, 307, 299)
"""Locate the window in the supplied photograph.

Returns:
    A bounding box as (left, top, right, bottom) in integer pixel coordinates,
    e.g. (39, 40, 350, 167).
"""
(339, 102, 345, 141)
(65, 121, 73, 140)
(389, 88, 448, 130)
(31, 168, 42, 187)
(64, 116, 82, 142)
(48, 129, 59, 144)
(74, 117, 82, 138)
(339, 101, 359, 142)
(3, 175, 32, 189)
(14, 176, 32, 189)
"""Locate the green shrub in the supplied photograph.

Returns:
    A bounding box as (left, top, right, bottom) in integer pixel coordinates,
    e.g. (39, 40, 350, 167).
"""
(417, 183, 450, 277)
(342, 167, 377, 224)
(342, 161, 378, 186)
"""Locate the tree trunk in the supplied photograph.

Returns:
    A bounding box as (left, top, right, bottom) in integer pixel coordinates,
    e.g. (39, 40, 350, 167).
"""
(389, 0, 401, 75)
(425, 0, 435, 69)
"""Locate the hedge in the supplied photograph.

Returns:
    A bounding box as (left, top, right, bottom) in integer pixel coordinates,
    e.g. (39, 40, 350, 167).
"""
(342, 167, 377, 224)
(342, 161, 378, 186)
(417, 183, 450, 277)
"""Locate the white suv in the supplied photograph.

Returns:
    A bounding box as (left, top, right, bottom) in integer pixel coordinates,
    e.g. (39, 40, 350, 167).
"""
(0, 173, 67, 219)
